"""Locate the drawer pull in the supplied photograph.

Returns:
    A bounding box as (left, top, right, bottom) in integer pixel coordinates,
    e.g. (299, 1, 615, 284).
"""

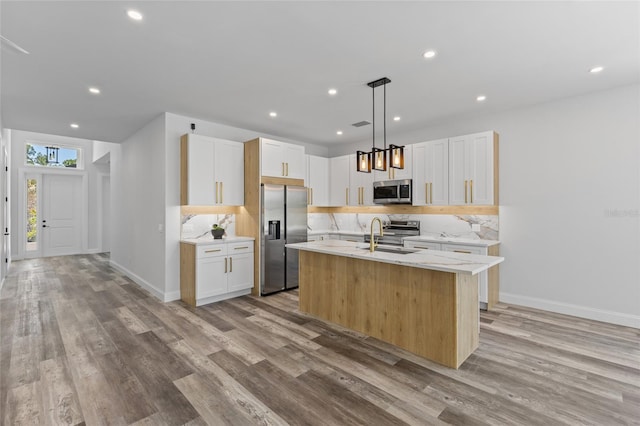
(234, 246, 249, 250)
(230, 257, 233, 272)
(453, 250, 472, 254)
(415, 246, 431, 249)
(204, 249, 222, 253)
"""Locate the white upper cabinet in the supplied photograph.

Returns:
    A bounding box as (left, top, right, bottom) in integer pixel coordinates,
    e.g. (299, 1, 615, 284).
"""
(349, 154, 374, 206)
(181, 134, 244, 206)
(449, 131, 495, 205)
(412, 139, 448, 206)
(261, 138, 305, 180)
(373, 145, 413, 182)
(329, 155, 350, 206)
(306, 155, 330, 206)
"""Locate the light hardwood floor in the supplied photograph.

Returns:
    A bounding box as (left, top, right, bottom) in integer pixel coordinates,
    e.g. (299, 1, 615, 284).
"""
(1, 254, 639, 425)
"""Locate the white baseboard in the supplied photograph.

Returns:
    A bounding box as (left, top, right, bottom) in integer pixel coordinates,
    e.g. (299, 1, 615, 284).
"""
(109, 260, 166, 302)
(85, 248, 103, 254)
(500, 292, 640, 329)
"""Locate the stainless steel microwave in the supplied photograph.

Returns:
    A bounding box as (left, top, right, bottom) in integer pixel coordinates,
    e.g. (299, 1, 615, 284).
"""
(373, 179, 412, 204)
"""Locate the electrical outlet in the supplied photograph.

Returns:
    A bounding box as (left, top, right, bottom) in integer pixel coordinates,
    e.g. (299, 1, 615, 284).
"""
(471, 224, 481, 232)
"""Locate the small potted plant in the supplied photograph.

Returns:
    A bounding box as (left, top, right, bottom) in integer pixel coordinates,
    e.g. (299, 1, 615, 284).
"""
(211, 224, 226, 239)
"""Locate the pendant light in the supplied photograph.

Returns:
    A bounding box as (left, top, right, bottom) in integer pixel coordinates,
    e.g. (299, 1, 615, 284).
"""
(356, 77, 404, 173)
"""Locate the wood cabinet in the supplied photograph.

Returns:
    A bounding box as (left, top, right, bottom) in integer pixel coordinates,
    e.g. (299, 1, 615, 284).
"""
(448, 131, 497, 205)
(306, 155, 329, 206)
(261, 138, 305, 180)
(412, 139, 448, 205)
(403, 240, 500, 310)
(180, 240, 254, 307)
(180, 134, 244, 206)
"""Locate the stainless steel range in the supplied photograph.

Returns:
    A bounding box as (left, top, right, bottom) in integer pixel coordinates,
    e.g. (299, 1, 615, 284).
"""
(364, 220, 420, 246)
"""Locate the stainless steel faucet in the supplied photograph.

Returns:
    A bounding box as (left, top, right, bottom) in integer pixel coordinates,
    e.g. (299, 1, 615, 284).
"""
(370, 217, 384, 252)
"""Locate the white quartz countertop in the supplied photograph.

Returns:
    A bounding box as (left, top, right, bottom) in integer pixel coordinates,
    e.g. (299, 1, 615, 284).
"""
(180, 236, 254, 246)
(402, 235, 500, 247)
(286, 239, 504, 275)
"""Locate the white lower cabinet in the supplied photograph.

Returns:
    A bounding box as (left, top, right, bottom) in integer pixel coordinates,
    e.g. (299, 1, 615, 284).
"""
(181, 240, 254, 307)
(403, 240, 497, 310)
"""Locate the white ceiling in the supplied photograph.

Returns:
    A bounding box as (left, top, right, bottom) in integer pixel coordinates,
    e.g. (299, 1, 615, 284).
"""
(1, 1, 639, 146)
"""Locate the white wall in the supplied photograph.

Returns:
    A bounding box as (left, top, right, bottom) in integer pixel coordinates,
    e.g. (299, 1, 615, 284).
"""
(334, 84, 640, 327)
(110, 114, 167, 299)
(9, 130, 107, 256)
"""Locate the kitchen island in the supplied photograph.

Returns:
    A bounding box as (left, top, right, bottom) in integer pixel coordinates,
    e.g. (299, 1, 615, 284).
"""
(286, 239, 504, 368)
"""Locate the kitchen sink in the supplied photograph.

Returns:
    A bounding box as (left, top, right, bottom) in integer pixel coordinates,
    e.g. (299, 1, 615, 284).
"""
(360, 246, 419, 255)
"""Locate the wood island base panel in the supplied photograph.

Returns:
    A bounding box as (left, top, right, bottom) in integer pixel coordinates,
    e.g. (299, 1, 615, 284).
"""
(298, 251, 479, 369)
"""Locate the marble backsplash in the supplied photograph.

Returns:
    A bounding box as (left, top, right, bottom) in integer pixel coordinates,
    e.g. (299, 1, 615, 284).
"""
(308, 213, 499, 241)
(181, 213, 498, 241)
(181, 214, 236, 239)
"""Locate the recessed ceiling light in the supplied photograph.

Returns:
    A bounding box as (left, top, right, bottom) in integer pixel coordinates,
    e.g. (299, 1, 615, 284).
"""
(393, 116, 401, 121)
(423, 50, 437, 59)
(328, 88, 337, 96)
(70, 123, 79, 129)
(476, 95, 487, 102)
(589, 66, 604, 73)
(336, 130, 343, 135)
(269, 112, 277, 118)
(127, 10, 143, 21)
(89, 87, 100, 94)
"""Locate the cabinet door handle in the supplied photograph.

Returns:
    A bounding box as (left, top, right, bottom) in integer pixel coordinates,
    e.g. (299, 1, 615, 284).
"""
(233, 246, 249, 250)
(204, 249, 222, 253)
(454, 250, 472, 254)
(225, 257, 228, 273)
(214, 181, 218, 204)
(470, 179, 473, 204)
(286, 163, 289, 176)
(310, 188, 313, 205)
(220, 181, 224, 204)
(230, 257, 233, 272)
(282, 162, 285, 176)
(430, 182, 433, 204)
(345, 188, 349, 205)
(464, 180, 468, 203)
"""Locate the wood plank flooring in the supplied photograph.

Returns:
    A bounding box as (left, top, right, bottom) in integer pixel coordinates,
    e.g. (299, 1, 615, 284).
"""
(1, 254, 639, 425)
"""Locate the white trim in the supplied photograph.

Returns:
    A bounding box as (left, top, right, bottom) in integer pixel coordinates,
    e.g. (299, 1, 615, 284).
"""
(109, 259, 165, 301)
(95, 172, 106, 252)
(500, 292, 640, 329)
(86, 248, 103, 254)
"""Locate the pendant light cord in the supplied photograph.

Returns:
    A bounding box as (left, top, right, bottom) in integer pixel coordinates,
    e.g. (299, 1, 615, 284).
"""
(383, 82, 387, 151)
(372, 83, 375, 151)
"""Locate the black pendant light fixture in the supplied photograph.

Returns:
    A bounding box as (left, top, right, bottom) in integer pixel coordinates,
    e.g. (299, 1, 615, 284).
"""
(356, 77, 404, 173)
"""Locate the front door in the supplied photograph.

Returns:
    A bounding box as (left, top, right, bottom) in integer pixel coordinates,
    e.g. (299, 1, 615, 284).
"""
(25, 173, 83, 258)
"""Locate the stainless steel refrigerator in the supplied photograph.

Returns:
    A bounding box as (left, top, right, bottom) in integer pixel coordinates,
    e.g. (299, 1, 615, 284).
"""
(260, 184, 308, 296)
